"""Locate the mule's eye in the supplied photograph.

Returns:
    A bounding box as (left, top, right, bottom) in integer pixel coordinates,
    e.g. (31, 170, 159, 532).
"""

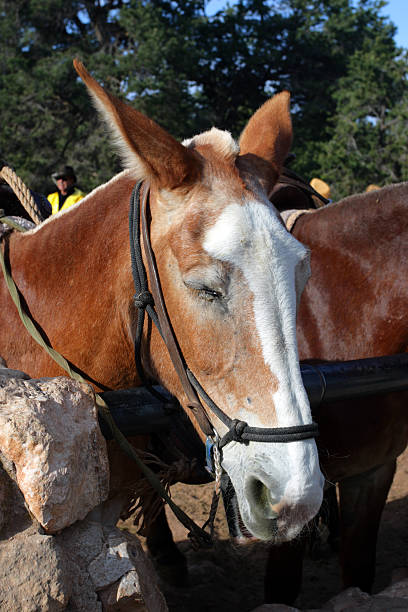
(184, 279, 223, 301)
(199, 286, 222, 301)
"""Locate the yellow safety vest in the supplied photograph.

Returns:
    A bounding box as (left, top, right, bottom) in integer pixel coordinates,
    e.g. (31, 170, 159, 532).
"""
(47, 188, 85, 215)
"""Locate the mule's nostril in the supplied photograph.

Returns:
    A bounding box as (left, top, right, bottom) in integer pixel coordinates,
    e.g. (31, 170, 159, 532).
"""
(248, 477, 279, 520)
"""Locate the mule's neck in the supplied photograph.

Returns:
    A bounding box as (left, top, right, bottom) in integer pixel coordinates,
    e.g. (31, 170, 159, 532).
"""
(294, 184, 408, 249)
(7, 172, 139, 389)
(294, 183, 408, 361)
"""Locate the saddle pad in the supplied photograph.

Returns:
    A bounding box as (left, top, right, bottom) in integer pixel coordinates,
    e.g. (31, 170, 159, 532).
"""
(281, 208, 315, 233)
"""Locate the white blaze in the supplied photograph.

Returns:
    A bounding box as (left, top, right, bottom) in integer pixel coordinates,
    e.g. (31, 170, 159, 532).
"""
(203, 199, 310, 427)
(203, 198, 323, 541)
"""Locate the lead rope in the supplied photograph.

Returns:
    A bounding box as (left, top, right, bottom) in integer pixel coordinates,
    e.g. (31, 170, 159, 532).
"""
(0, 232, 213, 551)
(128, 182, 169, 403)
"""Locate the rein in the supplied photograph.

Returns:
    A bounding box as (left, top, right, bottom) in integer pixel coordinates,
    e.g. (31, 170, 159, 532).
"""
(130, 182, 319, 467)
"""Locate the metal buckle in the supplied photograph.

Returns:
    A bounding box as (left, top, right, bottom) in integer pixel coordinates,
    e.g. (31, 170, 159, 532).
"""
(205, 436, 215, 475)
(205, 432, 220, 476)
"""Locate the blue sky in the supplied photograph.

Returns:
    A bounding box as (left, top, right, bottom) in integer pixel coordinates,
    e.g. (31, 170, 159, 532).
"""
(206, 0, 408, 49)
(380, 0, 407, 49)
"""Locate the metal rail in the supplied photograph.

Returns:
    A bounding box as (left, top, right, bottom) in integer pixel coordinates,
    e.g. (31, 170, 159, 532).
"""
(301, 352, 408, 407)
(100, 353, 408, 439)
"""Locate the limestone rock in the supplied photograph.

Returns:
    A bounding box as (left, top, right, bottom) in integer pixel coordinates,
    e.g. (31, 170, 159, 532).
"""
(383, 570, 408, 599)
(89, 535, 136, 590)
(251, 580, 408, 611)
(0, 364, 30, 380)
(319, 585, 408, 610)
(0, 524, 71, 611)
(0, 375, 109, 532)
(57, 501, 168, 612)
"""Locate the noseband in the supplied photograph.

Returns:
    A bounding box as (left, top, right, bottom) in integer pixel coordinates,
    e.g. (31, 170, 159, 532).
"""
(129, 182, 318, 470)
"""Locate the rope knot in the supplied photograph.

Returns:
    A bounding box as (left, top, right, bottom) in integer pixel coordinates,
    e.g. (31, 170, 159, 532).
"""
(134, 290, 154, 309)
(230, 419, 248, 443)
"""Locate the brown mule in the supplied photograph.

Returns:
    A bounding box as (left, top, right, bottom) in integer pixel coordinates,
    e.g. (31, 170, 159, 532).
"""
(0, 63, 323, 549)
(264, 184, 408, 603)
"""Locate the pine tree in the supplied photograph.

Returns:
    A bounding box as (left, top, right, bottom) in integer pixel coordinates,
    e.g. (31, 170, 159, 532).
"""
(0, 0, 406, 198)
(318, 39, 408, 198)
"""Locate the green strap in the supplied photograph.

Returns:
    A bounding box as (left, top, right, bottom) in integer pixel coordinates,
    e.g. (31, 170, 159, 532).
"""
(0, 215, 30, 232)
(0, 244, 212, 547)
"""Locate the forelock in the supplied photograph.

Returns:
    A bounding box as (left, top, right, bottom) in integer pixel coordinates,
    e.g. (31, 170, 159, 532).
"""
(183, 127, 240, 163)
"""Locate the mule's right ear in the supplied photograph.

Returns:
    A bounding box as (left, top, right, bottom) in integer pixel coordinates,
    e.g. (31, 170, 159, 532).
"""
(238, 92, 292, 196)
(73, 59, 201, 189)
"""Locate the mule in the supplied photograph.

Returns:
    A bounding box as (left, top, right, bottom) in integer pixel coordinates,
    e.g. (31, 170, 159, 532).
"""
(0, 61, 323, 547)
(144, 160, 408, 598)
(262, 183, 408, 603)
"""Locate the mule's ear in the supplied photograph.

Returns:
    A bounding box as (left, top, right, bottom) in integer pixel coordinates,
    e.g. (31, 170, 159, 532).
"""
(237, 91, 292, 196)
(73, 59, 201, 189)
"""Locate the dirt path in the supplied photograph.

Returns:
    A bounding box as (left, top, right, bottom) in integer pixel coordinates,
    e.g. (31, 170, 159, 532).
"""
(138, 447, 408, 611)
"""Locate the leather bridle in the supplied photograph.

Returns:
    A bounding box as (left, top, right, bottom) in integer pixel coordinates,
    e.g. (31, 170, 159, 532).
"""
(129, 181, 318, 472)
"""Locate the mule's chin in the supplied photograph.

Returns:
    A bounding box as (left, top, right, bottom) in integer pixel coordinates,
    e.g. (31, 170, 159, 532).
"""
(221, 473, 320, 544)
(225, 500, 307, 545)
(221, 439, 324, 543)
(239, 506, 308, 543)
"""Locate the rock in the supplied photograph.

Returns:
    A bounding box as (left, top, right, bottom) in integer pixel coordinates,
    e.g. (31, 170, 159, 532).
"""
(0, 371, 167, 610)
(318, 587, 371, 610)
(88, 534, 136, 590)
(251, 579, 408, 611)
(0, 524, 71, 611)
(0, 375, 109, 532)
(57, 500, 168, 611)
(0, 365, 30, 379)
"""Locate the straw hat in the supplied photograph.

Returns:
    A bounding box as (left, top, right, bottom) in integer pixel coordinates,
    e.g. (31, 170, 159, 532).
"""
(310, 177, 331, 200)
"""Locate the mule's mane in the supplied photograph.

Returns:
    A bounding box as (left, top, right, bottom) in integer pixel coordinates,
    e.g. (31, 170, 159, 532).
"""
(21, 170, 133, 237)
(305, 181, 408, 220)
(334, 181, 408, 208)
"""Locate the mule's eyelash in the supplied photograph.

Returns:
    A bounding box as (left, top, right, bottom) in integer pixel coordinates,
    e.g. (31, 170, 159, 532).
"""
(198, 287, 223, 301)
(183, 280, 224, 301)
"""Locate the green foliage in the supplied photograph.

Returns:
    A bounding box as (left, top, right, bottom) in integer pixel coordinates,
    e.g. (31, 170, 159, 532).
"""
(0, 0, 407, 198)
(318, 39, 408, 197)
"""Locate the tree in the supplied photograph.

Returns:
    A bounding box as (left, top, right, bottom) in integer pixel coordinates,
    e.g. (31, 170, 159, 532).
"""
(273, 0, 405, 183)
(317, 40, 408, 197)
(0, 0, 406, 198)
(0, 0, 126, 192)
(0, 0, 212, 192)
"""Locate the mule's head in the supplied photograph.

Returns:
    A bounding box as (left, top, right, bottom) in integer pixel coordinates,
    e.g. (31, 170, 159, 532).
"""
(74, 60, 324, 542)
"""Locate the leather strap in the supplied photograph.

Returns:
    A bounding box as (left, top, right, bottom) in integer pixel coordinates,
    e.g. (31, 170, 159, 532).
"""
(140, 183, 214, 438)
(134, 182, 318, 452)
(279, 167, 330, 207)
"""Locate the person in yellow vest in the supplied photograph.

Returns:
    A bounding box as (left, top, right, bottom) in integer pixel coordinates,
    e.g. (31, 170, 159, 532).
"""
(47, 165, 85, 214)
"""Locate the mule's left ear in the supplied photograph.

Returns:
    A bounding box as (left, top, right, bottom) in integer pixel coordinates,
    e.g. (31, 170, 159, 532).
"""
(73, 59, 201, 189)
(238, 91, 292, 196)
